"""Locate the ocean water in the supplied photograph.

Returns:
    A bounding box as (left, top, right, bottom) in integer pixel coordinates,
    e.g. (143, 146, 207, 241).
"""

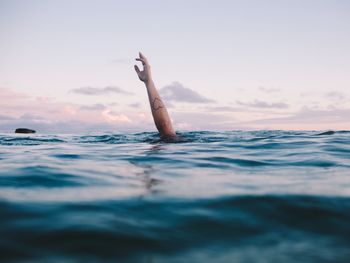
(0, 130, 350, 263)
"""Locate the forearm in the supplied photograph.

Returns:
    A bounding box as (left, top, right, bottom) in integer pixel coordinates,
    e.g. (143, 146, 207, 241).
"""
(144, 79, 175, 137)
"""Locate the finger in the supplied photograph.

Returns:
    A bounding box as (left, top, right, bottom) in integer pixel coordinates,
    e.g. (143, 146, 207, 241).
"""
(139, 52, 149, 64)
(134, 65, 140, 74)
(135, 58, 146, 67)
(139, 52, 145, 59)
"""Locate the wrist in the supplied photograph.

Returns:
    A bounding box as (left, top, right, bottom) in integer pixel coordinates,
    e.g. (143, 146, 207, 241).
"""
(144, 78, 154, 86)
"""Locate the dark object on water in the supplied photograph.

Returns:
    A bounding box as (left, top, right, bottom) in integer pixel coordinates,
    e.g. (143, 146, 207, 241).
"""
(15, 128, 36, 134)
(316, 131, 335, 136)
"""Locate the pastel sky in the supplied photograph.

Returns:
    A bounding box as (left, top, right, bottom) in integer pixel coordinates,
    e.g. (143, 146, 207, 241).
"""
(1, 0, 350, 133)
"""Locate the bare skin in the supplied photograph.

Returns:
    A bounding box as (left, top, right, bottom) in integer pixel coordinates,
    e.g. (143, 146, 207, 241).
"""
(134, 52, 176, 139)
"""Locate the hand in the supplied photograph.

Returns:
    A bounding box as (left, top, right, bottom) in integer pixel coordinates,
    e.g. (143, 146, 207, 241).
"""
(134, 52, 152, 83)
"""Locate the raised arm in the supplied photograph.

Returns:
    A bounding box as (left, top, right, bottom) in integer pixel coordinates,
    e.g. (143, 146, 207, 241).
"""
(134, 52, 176, 138)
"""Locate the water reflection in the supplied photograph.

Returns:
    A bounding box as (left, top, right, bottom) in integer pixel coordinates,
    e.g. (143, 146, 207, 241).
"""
(130, 144, 165, 197)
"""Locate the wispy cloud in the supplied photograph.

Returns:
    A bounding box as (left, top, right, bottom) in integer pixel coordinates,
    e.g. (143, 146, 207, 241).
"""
(70, 86, 132, 96)
(240, 107, 350, 130)
(258, 86, 281, 93)
(19, 113, 45, 121)
(0, 119, 146, 134)
(325, 91, 346, 102)
(171, 111, 237, 131)
(280, 107, 350, 123)
(102, 110, 132, 123)
(0, 114, 15, 120)
(2, 86, 348, 133)
(80, 103, 107, 111)
(160, 82, 215, 103)
(0, 87, 29, 101)
(0, 87, 139, 133)
(128, 102, 142, 108)
(236, 100, 289, 109)
(205, 106, 241, 112)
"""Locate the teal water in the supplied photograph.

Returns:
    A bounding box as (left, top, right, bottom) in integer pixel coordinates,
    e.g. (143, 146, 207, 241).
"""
(0, 131, 350, 262)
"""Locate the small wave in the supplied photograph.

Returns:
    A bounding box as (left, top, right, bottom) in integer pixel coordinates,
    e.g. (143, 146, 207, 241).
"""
(51, 153, 82, 159)
(0, 135, 64, 146)
(198, 156, 270, 167)
(315, 130, 350, 136)
(0, 165, 105, 188)
(316, 131, 336, 136)
(77, 132, 163, 144)
(78, 134, 128, 144)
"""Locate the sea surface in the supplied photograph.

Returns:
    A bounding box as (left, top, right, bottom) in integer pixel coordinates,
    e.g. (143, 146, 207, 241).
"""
(0, 130, 350, 263)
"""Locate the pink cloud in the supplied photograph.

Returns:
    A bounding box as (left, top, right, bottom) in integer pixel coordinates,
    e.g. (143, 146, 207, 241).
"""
(1, 87, 349, 133)
(240, 107, 350, 130)
(0, 87, 147, 133)
(102, 110, 132, 123)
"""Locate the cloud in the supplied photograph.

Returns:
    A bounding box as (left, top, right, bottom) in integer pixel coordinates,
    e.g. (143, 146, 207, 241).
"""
(160, 82, 215, 103)
(70, 86, 132, 96)
(0, 119, 144, 134)
(1, 85, 348, 133)
(206, 106, 241, 112)
(102, 110, 132, 123)
(0, 114, 15, 120)
(0, 87, 29, 100)
(0, 87, 155, 133)
(19, 113, 45, 121)
(171, 111, 237, 131)
(80, 103, 107, 111)
(236, 100, 289, 109)
(282, 107, 350, 123)
(325, 91, 345, 102)
(128, 102, 142, 108)
(258, 86, 281, 93)
(240, 107, 350, 130)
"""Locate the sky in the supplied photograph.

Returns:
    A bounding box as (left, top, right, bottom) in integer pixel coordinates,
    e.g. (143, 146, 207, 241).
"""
(1, 0, 350, 133)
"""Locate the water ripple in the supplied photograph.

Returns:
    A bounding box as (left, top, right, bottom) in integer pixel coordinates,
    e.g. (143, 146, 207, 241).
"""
(0, 130, 350, 262)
